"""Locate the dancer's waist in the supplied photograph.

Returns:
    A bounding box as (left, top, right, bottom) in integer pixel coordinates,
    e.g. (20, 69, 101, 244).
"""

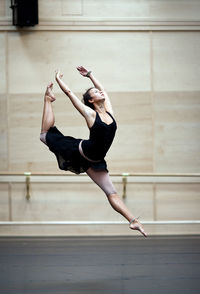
(79, 140, 101, 163)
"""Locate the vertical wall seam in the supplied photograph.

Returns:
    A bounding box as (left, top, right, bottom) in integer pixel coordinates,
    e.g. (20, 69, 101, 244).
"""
(81, 0, 84, 16)
(5, 31, 12, 221)
(8, 182, 12, 221)
(150, 31, 157, 220)
(153, 183, 157, 221)
(5, 31, 10, 172)
(150, 30, 155, 174)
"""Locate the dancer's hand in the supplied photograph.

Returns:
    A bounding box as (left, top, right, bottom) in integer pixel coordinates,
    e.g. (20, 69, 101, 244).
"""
(55, 70, 63, 82)
(77, 66, 91, 77)
(55, 70, 72, 96)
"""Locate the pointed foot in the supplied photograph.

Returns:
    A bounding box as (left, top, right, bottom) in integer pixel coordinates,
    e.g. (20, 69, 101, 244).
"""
(129, 218, 147, 238)
(45, 83, 56, 102)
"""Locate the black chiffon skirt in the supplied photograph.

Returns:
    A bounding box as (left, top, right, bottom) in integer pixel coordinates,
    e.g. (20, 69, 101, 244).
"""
(46, 126, 108, 174)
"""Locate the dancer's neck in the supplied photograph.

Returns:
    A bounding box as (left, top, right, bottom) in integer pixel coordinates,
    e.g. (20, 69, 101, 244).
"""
(94, 102, 106, 114)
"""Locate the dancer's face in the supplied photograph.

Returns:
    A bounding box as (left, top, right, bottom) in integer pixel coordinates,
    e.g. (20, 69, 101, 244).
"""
(88, 88, 105, 103)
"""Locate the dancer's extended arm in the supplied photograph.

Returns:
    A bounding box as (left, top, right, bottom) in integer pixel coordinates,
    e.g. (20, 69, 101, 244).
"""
(55, 70, 94, 119)
(77, 66, 113, 114)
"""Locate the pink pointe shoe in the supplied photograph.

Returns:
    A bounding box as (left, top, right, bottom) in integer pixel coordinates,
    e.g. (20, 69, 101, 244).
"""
(129, 217, 147, 238)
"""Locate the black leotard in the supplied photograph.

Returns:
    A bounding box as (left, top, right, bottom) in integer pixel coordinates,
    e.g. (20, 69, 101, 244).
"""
(45, 111, 117, 174)
(82, 111, 117, 160)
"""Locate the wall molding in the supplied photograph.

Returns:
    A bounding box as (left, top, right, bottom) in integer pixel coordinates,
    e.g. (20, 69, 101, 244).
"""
(0, 17, 200, 31)
(1, 220, 200, 225)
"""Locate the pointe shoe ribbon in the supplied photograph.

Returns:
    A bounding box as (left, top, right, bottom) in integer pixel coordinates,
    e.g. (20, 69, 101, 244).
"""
(129, 216, 140, 225)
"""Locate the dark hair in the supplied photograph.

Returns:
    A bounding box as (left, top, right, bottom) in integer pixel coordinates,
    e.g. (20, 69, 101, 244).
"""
(82, 87, 95, 109)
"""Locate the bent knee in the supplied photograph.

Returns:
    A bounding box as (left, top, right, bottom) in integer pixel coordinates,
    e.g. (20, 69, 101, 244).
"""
(40, 132, 47, 145)
(105, 187, 117, 197)
(107, 191, 117, 197)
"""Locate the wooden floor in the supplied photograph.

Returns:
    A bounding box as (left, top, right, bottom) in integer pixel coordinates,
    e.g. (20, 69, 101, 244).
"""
(0, 235, 200, 294)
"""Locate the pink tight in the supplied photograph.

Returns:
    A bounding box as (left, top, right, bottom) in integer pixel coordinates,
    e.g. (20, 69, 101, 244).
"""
(86, 167, 116, 196)
(40, 132, 47, 144)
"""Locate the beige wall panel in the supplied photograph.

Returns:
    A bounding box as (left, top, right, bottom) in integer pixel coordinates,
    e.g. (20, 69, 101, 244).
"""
(0, 94, 8, 170)
(0, 33, 6, 94)
(125, 183, 154, 220)
(154, 92, 200, 172)
(38, 0, 200, 20)
(153, 32, 200, 91)
(0, 0, 6, 17)
(1, 223, 200, 236)
(0, 183, 9, 221)
(8, 31, 150, 94)
(11, 182, 121, 221)
(10, 182, 153, 223)
(62, 0, 82, 15)
(39, 0, 63, 18)
(156, 184, 200, 220)
(9, 125, 59, 172)
(147, 0, 200, 20)
(111, 122, 153, 172)
(8, 93, 54, 171)
(1, 0, 11, 18)
(83, 0, 149, 17)
(147, 224, 200, 236)
(0, 224, 132, 237)
(109, 92, 153, 172)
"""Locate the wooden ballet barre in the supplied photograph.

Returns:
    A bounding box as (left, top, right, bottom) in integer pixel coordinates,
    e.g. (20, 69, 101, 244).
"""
(0, 171, 200, 176)
(0, 220, 200, 225)
(0, 171, 200, 201)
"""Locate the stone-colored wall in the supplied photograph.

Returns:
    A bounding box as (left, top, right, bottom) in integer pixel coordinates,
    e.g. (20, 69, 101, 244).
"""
(0, 0, 200, 235)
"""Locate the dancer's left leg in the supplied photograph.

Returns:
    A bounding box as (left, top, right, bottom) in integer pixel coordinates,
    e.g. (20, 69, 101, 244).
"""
(86, 168, 147, 237)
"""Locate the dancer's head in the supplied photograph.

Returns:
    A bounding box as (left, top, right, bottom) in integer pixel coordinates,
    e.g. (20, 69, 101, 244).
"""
(83, 87, 95, 109)
(83, 87, 105, 109)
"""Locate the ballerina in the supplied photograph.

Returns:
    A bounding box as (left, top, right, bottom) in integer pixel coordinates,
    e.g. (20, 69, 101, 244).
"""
(40, 66, 147, 237)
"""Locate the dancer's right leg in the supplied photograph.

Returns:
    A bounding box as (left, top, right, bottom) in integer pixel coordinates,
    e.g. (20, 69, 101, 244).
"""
(41, 83, 56, 134)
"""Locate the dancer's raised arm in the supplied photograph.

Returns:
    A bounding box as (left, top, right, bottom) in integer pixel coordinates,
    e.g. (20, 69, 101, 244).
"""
(77, 66, 113, 114)
(55, 70, 94, 119)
